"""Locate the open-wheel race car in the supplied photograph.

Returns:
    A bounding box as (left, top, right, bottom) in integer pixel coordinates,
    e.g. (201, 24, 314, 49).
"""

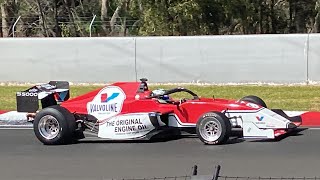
(16, 79, 302, 145)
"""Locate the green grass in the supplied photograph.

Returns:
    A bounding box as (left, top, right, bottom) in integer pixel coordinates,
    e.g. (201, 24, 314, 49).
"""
(1, 85, 320, 111)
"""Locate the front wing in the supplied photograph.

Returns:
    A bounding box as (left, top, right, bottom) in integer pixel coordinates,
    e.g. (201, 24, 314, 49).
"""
(225, 108, 301, 139)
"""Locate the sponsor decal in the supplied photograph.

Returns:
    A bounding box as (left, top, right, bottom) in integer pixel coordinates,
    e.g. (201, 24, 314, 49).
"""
(28, 88, 38, 93)
(266, 124, 276, 128)
(87, 86, 126, 120)
(105, 118, 148, 133)
(36, 84, 56, 90)
(54, 91, 68, 102)
(98, 113, 155, 139)
(246, 103, 260, 109)
(255, 116, 266, 124)
(16, 92, 38, 97)
(255, 116, 265, 124)
(100, 92, 119, 102)
(256, 116, 264, 121)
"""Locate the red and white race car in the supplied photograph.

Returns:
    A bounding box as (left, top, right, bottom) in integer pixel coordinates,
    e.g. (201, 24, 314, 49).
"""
(16, 79, 302, 145)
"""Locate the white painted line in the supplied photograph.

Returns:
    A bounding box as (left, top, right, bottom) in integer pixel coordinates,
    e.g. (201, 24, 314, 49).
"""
(0, 126, 320, 131)
(306, 127, 320, 130)
(0, 127, 32, 130)
(0, 124, 32, 127)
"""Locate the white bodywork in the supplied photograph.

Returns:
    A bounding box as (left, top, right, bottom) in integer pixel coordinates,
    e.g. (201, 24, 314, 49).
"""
(167, 106, 293, 139)
(225, 107, 292, 139)
(97, 113, 165, 139)
(96, 107, 293, 140)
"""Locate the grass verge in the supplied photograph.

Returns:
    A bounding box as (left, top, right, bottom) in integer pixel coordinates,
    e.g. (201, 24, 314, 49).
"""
(1, 85, 320, 111)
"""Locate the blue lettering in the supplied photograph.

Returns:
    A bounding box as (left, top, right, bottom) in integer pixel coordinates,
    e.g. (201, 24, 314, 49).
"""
(98, 104, 105, 111)
(89, 103, 118, 113)
(90, 104, 96, 112)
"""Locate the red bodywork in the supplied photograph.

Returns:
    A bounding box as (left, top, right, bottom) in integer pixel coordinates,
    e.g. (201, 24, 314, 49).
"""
(60, 82, 260, 124)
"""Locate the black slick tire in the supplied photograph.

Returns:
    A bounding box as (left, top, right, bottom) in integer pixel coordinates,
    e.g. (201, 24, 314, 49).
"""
(196, 112, 231, 145)
(240, 95, 267, 108)
(33, 105, 76, 145)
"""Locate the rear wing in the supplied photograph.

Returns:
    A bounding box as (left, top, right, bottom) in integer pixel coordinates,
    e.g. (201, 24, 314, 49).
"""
(16, 81, 70, 113)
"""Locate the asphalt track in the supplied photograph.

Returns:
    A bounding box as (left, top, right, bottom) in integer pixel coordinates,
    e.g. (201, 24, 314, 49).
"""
(1, 128, 320, 180)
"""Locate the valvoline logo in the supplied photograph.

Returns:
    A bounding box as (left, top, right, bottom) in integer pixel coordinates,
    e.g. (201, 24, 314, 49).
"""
(256, 116, 264, 121)
(87, 86, 126, 120)
(100, 93, 119, 103)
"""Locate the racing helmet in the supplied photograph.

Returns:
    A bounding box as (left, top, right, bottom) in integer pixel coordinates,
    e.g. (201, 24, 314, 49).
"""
(151, 89, 170, 100)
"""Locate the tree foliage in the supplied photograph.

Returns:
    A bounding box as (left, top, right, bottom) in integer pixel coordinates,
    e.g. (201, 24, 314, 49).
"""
(0, 0, 319, 37)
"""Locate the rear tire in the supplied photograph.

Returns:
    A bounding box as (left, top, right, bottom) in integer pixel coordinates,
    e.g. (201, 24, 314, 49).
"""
(196, 112, 231, 145)
(240, 95, 267, 108)
(33, 105, 76, 145)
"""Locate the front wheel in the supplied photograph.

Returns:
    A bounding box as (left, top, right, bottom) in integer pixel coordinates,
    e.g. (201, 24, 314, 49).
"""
(240, 95, 267, 108)
(33, 105, 76, 145)
(196, 112, 231, 145)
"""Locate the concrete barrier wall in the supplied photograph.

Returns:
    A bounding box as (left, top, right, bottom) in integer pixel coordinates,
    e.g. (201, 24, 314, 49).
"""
(0, 34, 317, 83)
(0, 37, 136, 83)
(136, 34, 308, 83)
(307, 34, 320, 82)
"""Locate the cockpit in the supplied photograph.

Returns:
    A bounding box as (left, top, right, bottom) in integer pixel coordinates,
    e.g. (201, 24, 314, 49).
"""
(136, 78, 199, 105)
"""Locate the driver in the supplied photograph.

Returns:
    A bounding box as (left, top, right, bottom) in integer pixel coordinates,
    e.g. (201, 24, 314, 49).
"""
(150, 89, 172, 103)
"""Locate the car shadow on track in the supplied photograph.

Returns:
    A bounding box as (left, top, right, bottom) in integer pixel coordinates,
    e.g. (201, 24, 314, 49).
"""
(248, 127, 307, 143)
(74, 128, 307, 145)
(217, 128, 307, 144)
(77, 130, 191, 144)
(77, 135, 185, 144)
(77, 131, 246, 145)
(77, 135, 246, 145)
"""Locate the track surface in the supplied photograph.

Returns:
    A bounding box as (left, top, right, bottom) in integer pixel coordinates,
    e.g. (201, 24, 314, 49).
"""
(0, 129, 320, 180)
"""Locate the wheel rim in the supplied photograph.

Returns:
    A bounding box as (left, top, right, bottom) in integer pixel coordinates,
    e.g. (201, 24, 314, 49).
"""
(199, 119, 222, 142)
(38, 115, 60, 140)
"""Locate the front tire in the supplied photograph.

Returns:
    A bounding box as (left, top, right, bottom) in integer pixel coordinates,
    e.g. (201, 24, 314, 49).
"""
(196, 112, 231, 145)
(240, 95, 267, 108)
(33, 105, 76, 145)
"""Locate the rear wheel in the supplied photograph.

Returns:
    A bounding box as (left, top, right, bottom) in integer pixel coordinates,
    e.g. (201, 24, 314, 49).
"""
(33, 105, 76, 145)
(196, 112, 231, 145)
(240, 95, 267, 108)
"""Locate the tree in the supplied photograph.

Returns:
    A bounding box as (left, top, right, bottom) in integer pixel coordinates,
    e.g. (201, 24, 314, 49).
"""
(1, 0, 320, 37)
(0, 1, 10, 37)
(0, 0, 19, 37)
(313, 0, 320, 32)
(129, 0, 207, 36)
(101, 0, 108, 34)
